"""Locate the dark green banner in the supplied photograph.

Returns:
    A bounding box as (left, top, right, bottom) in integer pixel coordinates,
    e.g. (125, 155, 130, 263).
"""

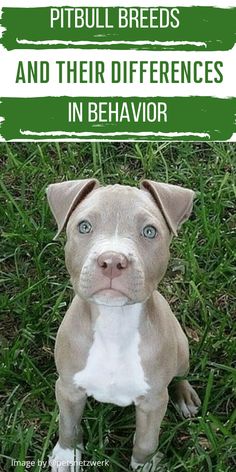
(1, 7, 236, 51)
(1, 97, 236, 141)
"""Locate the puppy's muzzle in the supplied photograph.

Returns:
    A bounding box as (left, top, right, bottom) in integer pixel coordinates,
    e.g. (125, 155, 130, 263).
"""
(97, 251, 129, 279)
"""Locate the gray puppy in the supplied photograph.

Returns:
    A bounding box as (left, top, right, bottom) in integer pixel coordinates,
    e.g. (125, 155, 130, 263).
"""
(47, 179, 201, 471)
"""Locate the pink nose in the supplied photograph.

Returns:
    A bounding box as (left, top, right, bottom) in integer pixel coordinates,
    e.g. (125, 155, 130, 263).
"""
(97, 251, 128, 279)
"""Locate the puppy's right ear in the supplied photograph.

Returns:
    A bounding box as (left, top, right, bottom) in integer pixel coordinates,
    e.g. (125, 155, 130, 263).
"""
(46, 179, 99, 239)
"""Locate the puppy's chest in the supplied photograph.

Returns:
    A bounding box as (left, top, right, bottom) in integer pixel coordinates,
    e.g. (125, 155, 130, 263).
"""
(73, 305, 149, 406)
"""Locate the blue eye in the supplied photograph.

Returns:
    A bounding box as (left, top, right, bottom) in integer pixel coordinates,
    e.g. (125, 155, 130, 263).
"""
(142, 225, 157, 239)
(78, 220, 92, 234)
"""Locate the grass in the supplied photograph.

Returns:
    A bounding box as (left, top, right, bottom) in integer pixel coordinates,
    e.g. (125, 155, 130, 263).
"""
(0, 142, 235, 472)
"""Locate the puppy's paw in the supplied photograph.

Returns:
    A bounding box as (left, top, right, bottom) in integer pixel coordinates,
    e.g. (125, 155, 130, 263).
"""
(49, 442, 82, 472)
(173, 380, 201, 419)
(131, 452, 164, 471)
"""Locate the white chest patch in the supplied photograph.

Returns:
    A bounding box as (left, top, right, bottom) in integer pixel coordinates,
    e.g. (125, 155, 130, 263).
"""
(73, 304, 149, 406)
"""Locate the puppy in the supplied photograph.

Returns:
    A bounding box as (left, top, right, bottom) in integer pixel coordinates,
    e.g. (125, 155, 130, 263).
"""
(47, 179, 201, 471)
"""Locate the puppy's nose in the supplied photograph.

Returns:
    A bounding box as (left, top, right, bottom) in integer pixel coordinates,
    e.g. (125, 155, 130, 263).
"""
(97, 251, 128, 279)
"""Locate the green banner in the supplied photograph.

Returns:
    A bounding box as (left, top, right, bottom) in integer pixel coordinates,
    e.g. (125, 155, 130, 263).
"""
(1, 7, 236, 51)
(1, 97, 236, 141)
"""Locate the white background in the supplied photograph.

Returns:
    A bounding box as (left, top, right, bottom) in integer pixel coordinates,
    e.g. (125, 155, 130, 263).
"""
(1, 1, 236, 6)
(0, 48, 235, 98)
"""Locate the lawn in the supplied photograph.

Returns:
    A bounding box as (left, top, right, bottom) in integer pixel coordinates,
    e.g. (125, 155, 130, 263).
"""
(0, 142, 235, 472)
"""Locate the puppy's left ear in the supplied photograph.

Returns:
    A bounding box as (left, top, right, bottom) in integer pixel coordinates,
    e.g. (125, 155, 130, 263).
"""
(46, 178, 99, 239)
(140, 180, 195, 236)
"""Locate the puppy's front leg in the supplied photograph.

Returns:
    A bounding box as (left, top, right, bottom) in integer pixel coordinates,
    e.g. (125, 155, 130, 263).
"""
(131, 389, 168, 471)
(50, 379, 87, 472)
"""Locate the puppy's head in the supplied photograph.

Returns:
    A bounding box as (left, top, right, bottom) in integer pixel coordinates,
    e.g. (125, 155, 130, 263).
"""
(47, 179, 194, 307)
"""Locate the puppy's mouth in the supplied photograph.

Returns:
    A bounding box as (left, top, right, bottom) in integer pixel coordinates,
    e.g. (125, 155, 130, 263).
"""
(94, 288, 129, 298)
(90, 288, 130, 307)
